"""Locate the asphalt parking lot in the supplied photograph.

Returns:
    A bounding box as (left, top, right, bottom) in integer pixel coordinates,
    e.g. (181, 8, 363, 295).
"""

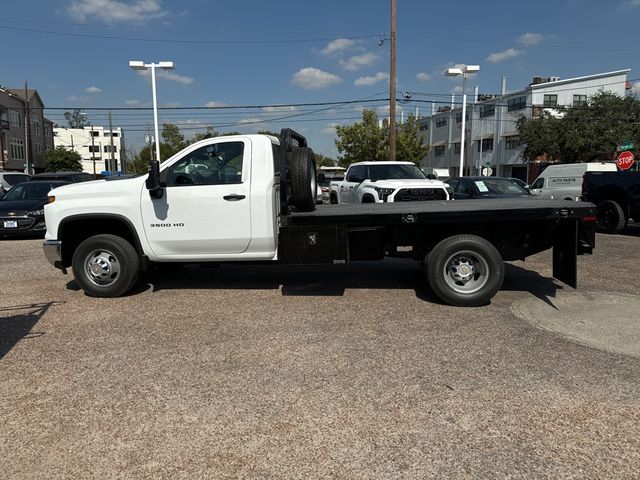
(1, 226, 640, 479)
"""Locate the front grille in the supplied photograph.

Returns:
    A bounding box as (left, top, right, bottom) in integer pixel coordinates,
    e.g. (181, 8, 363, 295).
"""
(394, 188, 447, 202)
(0, 216, 35, 231)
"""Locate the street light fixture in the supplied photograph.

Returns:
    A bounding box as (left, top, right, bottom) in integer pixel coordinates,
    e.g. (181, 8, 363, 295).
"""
(445, 64, 480, 177)
(128, 60, 175, 164)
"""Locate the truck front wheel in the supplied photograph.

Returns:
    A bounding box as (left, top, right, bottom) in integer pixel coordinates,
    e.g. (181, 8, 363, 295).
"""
(595, 200, 626, 234)
(72, 234, 140, 297)
(425, 235, 504, 307)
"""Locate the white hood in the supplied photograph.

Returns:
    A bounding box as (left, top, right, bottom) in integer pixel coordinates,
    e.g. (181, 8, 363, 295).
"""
(366, 179, 447, 189)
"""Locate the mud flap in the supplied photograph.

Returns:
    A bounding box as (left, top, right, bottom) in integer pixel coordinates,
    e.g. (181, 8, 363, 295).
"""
(553, 219, 578, 288)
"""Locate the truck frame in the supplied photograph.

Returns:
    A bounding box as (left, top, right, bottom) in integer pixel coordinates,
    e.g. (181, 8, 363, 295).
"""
(43, 129, 596, 307)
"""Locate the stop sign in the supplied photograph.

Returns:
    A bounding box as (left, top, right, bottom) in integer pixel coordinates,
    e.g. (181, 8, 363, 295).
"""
(616, 151, 635, 171)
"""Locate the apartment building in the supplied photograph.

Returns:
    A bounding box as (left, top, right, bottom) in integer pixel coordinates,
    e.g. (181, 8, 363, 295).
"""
(0, 87, 53, 173)
(53, 126, 126, 175)
(418, 69, 631, 182)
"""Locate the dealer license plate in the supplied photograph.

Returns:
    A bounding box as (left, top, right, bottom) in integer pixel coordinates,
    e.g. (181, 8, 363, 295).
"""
(3, 220, 18, 228)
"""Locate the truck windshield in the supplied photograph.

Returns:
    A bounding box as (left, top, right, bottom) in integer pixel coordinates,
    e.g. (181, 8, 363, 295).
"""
(369, 164, 426, 181)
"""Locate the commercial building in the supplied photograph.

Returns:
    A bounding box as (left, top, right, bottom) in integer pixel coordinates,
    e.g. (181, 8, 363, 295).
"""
(0, 87, 53, 173)
(418, 69, 631, 181)
(53, 126, 126, 175)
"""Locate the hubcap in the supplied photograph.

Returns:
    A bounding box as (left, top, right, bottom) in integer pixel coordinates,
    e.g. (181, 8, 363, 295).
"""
(85, 249, 121, 287)
(443, 250, 489, 294)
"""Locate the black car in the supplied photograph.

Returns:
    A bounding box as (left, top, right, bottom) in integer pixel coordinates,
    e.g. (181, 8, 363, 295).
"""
(446, 176, 532, 200)
(0, 181, 70, 237)
(30, 171, 94, 183)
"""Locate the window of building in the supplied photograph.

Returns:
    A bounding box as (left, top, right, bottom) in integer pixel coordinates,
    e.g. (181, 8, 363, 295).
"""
(88, 145, 100, 153)
(453, 143, 461, 154)
(418, 122, 429, 131)
(480, 104, 495, 118)
(573, 94, 587, 107)
(112, 132, 119, 137)
(9, 138, 25, 159)
(505, 135, 521, 150)
(32, 118, 41, 135)
(34, 143, 43, 154)
(454, 112, 469, 124)
(435, 118, 447, 128)
(91, 130, 100, 137)
(477, 138, 494, 152)
(434, 145, 445, 156)
(10, 110, 22, 128)
(507, 96, 526, 112)
(103, 145, 118, 153)
(543, 94, 558, 108)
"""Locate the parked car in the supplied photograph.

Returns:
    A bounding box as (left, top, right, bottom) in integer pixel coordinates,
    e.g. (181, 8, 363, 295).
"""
(318, 172, 344, 203)
(0, 172, 31, 198)
(30, 171, 94, 183)
(0, 181, 70, 237)
(446, 177, 532, 200)
(529, 162, 617, 201)
(582, 171, 640, 233)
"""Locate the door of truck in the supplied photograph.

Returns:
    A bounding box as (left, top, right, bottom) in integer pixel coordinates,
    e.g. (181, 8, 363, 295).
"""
(341, 165, 365, 203)
(140, 139, 252, 257)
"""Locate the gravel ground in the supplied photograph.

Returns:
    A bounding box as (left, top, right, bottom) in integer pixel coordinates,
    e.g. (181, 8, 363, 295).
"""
(1, 227, 639, 479)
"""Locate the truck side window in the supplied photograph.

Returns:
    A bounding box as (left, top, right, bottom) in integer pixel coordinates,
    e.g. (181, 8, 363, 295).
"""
(530, 178, 544, 190)
(165, 142, 244, 186)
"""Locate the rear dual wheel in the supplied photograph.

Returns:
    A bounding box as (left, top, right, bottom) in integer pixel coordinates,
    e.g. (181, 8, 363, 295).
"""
(425, 235, 504, 307)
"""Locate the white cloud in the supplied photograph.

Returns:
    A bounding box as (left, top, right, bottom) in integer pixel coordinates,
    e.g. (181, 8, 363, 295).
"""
(125, 99, 141, 106)
(137, 69, 194, 85)
(516, 32, 543, 45)
(291, 67, 342, 90)
(416, 72, 432, 82)
(85, 86, 101, 93)
(239, 117, 263, 125)
(322, 123, 339, 135)
(485, 48, 523, 63)
(321, 38, 358, 56)
(632, 81, 640, 94)
(622, 0, 640, 7)
(67, 0, 170, 23)
(204, 101, 226, 108)
(339, 52, 379, 71)
(452, 85, 463, 94)
(163, 101, 181, 108)
(354, 72, 389, 86)
(262, 105, 297, 113)
(66, 94, 89, 102)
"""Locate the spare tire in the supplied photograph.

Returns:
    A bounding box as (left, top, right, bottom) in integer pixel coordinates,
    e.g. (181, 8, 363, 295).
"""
(290, 147, 317, 212)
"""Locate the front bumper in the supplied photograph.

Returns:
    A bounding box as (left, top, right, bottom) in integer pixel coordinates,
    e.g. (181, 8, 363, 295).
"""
(43, 240, 65, 270)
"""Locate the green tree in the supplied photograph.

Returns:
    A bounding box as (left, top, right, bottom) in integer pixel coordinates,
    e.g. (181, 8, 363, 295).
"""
(64, 109, 89, 128)
(335, 109, 386, 167)
(161, 123, 186, 157)
(517, 92, 640, 162)
(43, 146, 83, 172)
(126, 151, 150, 175)
(396, 114, 429, 163)
(315, 153, 337, 167)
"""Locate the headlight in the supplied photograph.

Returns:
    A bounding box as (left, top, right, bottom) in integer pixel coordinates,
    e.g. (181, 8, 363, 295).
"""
(374, 187, 395, 201)
(27, 209, 45, 216)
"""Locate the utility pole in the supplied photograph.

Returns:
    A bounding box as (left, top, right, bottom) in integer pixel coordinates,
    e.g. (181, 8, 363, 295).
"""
(108, 111, 116, 172)
(90, 124, 96, 178)
(24, 80, 32, 174)
(388, 0, 397, 161)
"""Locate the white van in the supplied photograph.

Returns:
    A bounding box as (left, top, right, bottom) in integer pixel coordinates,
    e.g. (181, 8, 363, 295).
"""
(529, 162, 617, 200)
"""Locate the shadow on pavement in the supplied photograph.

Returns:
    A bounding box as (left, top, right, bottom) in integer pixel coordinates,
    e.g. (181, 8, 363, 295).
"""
(0, 302, 62, 360)
(61, 258, 565, 306)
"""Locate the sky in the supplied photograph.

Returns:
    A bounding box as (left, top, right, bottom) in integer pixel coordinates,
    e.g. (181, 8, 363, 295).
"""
(2, 0, 640, 159)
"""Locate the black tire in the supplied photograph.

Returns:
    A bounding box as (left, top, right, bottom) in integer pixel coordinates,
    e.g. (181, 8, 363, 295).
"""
(72, 234, 140, 297)
(426, 235, 504, 307)
(290, 147, 317, 212)
(362, 194, 375, 203)
(596, 200, 627, 234)
(330, 192, 338, 204)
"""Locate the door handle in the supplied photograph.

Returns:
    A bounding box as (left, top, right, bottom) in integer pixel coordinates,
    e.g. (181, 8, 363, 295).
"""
(223, 194, 246, 201)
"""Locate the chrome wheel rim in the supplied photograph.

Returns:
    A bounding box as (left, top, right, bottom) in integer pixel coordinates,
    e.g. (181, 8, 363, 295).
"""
(84, 249, 121, 287)
(443, 250, 489, 294)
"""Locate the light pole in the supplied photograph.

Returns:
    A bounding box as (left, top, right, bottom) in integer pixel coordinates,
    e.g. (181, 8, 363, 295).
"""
(128, 60, 175, 163)
(445, 64, 480, 177)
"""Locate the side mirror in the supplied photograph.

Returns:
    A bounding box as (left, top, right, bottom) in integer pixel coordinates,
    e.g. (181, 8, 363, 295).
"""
(348, 174, 364, 183)
(146, 160, 164, 199)
(317, 173, 326, 183)
(426, 173, 437, 180)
